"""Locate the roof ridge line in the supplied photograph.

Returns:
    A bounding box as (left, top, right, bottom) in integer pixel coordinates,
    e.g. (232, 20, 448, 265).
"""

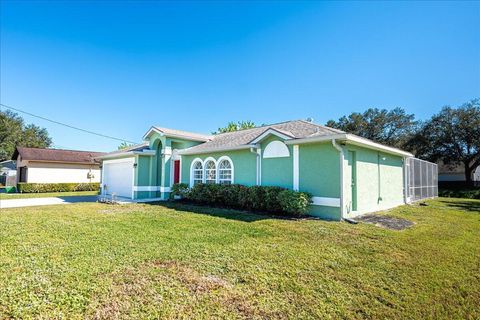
(17, 146, 105, 153)
(297, 119, 345, 133)
(153, 126, 212, 137)
(213, 119, 302, 136)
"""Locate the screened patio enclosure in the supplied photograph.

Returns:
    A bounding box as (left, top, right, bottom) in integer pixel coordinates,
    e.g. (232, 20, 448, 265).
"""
(405, 157, 438, 202)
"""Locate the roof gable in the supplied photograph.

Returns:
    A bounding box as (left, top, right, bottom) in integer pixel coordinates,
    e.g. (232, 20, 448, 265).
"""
(249, 128, 295, 144)
(143, 126, 211, 142)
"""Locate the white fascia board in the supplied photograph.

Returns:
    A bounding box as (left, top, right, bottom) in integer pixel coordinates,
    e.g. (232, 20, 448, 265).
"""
(284, 133, 347, 145)
(344, 134, 414, 157)
(178, 144, 258, 155)
(97, 150, 156, 161)
(285, 133, 413, 157)
(249, 128, 294, 144)
(142, 127, 210, 142)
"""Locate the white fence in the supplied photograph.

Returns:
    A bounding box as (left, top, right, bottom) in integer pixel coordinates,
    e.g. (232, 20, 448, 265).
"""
(406, 157, 438, 202)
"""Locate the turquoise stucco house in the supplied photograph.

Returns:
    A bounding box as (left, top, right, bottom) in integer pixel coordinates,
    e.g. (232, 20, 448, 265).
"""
(97, 120, 420, 220)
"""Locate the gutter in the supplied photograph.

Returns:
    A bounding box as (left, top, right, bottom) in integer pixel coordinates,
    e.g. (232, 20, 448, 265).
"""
(285, 133, 413, 158)
(331, 139, 345, 219)
(178, 144, 257, 156)
(96, 150, 156, 160)
(249, 146, 261, 185)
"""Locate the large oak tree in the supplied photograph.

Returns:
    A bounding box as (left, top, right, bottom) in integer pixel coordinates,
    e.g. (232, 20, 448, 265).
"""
(326, 107, 418, 149)
(410, 99, 480, 185)
(0, 110, 52, 161)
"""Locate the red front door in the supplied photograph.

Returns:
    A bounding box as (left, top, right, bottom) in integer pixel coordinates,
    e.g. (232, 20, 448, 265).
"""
(173, 160, 180, 184)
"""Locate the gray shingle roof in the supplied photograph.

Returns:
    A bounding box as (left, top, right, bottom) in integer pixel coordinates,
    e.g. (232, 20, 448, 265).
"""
(13, 147, 105, 164)
(182, 120, 344, 154)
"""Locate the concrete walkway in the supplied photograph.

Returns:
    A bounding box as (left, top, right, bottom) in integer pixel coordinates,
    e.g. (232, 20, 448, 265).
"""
(0, 196, 98, 209)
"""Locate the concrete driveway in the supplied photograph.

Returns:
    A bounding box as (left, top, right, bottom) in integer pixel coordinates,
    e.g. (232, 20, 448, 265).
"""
(0, 196, 98, 209)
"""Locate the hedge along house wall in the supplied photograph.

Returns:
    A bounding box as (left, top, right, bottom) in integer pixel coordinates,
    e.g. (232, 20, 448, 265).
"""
(180, 134, 345, 220)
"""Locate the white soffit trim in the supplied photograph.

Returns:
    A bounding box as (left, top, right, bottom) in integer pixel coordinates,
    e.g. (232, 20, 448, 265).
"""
(263, 141, 290, 158)
(103, 157, 135, 165)
(178, 144, 257, 155)
(311, 197, 341, 207)
(98, 150, 155, 160)
(284, 133, 413, 157)
(344, 134, 414, 157)
(142, 127, 210, 142)
(249, 128, 294, 144)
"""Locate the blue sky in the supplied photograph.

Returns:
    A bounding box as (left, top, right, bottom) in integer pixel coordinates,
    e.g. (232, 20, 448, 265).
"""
(1, 1, 479, 152)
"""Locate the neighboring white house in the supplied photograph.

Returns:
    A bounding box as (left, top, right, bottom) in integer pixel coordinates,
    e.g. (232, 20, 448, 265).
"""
(0, 160, 16, 186)
(13, 147, 105, 184)
(438, 160, 480, 186)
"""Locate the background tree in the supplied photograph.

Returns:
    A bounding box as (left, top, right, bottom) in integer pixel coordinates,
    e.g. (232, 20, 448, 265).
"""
(410, 99, 480, 185)
(0, 110, 52, 161)
(117, 141, 134, 150)
(213, 120, 257, 134)
(326, 107, 418, 149)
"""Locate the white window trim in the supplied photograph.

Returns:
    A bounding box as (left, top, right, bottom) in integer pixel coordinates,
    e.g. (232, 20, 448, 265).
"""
(203, 157, 217, 184)
(190, 158, 204, 187)
(217, 156, 234, 184)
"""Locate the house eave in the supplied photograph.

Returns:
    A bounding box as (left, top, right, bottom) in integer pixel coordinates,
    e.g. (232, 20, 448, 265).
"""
(178, 144, 257, 155)
(96, 150, 156, 160)
(142, 127, 211, 142)
(285, 133, 413, 157)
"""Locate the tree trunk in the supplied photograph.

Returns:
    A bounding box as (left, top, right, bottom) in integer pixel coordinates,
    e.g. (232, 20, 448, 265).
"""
(464, 162, 473, 187)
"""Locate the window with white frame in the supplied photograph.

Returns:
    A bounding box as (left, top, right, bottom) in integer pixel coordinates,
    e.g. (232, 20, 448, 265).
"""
(192, 161, 203, 185)
(205, 160, 216, 184)
(218, 159, 233, 184)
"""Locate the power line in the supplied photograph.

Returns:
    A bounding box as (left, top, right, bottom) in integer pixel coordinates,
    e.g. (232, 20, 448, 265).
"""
(0, 103, 139, 144)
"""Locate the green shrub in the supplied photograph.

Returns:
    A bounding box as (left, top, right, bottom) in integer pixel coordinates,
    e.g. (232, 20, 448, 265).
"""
(186, 183, 312, 216)
(17, 182, 100, 193)
(439, 187, 480, 199)
(277, 190, 312, 216)
(170, 183, 190, 199)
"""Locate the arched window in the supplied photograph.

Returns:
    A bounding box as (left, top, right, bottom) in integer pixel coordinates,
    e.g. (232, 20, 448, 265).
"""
(263, 140, 290, 158)
(192, 161, 203, 185)
(218, 159, 233, 185)
(205, 160, 216, 184)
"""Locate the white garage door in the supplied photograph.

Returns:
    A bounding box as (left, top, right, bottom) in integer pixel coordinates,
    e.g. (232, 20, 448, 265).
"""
(103, 158, 134, 198)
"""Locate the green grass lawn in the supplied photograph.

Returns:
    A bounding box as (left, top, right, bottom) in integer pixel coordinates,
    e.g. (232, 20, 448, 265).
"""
(0, 190, 99, 200)
(0, 198, 479, 319)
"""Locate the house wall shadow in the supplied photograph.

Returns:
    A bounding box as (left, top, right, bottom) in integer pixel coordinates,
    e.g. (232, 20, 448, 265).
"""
(143, 201, 306, 223)
(438, 199, 480, 213)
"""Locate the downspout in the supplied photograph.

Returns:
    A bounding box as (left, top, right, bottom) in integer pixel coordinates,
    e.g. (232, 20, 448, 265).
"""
(250, 146, 260, 185)
(331, 139, 344, 219)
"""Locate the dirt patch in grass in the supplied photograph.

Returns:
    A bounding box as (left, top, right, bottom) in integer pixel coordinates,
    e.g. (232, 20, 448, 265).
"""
(87, 260, 271, 319)
(355, 214, 415, 230)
